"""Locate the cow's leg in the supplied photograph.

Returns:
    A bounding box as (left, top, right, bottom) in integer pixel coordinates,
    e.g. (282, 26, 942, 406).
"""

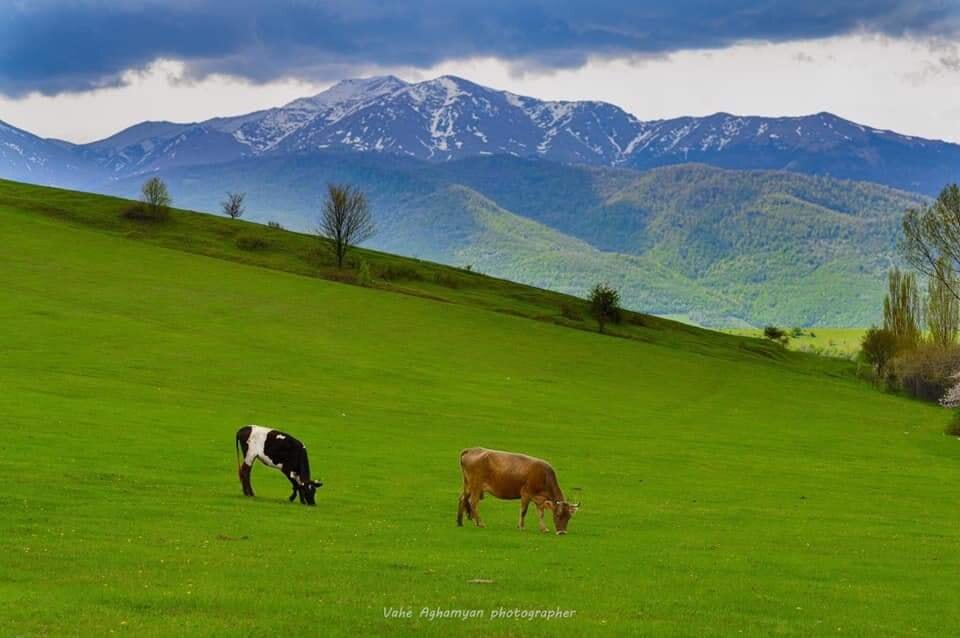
(536, 503, 549, 533)
(238, 463, 254, 497)
(519, 494, 531, 530)
(457, 491, 468, 526)
(287, 476, 299, 502)
(469, 490, 484, 528)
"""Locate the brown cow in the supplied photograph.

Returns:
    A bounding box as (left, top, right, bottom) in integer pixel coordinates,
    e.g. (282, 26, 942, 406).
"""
(457, 447, 580, 534)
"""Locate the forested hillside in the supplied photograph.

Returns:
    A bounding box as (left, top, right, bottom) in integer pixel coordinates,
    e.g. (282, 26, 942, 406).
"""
(108, 154, 921, 326)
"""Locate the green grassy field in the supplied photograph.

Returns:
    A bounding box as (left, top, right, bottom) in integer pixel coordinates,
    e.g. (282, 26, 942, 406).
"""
(2, 181, 959, 636)
(727, 328, 867, 358)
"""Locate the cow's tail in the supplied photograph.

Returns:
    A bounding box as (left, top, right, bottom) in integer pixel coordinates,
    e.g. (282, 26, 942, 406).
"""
(458, 449, 473, 522)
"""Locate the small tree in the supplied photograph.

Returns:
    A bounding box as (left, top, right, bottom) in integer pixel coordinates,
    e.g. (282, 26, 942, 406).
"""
(357, 260, 373, 286)
(926, 256, 960, 348)
(222, 191, 245, 219)
(588, 283, 621, 333)
(318, 184, 375, 269)
(860, 326, 898, 380)
(902, 184, 960, 300)
(763, 325, 788, 345)
(882, 267, 922, 348)
(140, 177, 171, 220)
(940, 372, 960, 408)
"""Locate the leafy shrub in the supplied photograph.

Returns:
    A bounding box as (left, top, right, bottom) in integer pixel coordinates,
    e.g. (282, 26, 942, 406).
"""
(357, 260, 373, 287)
(432, 272, 462, 289)
(890, 344, 960, 402)
(860, 327, 898, 380)
(559, 302, 583, 321)
(763, 326, 788, 344)
(235, 233, 270, 251)
(304, 244, 333, 267)
(624, 312, 648, 327)
(121, 203, 168, 222)
(588, 283, 621, 333)
(379, 265, 423, 281)
(945, 412, 960, 437)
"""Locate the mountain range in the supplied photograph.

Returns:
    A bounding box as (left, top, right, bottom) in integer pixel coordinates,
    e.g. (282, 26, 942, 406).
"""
(4, 74, 959, 195)
(0, 74, 954, 326)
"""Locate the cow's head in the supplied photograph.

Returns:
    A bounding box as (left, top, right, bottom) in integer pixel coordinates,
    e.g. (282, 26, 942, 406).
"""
(300, 480, 323, 505)
(550, 500, 580, 534)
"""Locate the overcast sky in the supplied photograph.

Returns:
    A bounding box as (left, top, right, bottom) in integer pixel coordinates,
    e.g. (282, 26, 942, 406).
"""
(1, 1, 959, 143)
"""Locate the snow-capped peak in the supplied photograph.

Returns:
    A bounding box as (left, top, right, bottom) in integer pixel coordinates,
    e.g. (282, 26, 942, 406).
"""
(283, 75, 409, 112)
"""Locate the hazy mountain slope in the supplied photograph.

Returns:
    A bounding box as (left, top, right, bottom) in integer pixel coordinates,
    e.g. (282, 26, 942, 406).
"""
(0, 120, 99, 188)
(623, 112, 960, 195)
(375, 184, 740, 321)
(99, 152, 919, 326)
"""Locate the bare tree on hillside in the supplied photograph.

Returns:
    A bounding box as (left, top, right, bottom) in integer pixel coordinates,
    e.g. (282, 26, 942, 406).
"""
(318, 184, 375, 269)
(926, 256, 960, 348)
(222, 191, 246, 219)
(902, 184, 960, 299)
(140, 177, 171, 219)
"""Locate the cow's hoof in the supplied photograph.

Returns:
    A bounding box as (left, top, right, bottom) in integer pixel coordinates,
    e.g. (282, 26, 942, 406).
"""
(556, 531, 567, 536)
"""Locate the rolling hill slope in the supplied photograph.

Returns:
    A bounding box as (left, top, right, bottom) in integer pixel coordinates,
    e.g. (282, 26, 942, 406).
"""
(0, 178, 770, 359)
(1, 180, 958, 636)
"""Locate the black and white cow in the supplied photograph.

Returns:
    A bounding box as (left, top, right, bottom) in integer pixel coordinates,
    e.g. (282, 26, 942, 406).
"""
(235, 425, 322, 505)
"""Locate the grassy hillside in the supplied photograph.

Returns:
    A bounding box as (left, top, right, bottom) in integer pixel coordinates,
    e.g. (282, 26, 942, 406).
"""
(102, 153, 923, 327)
(727, 327, 867, 358)
(2, 181, 958, 636)
(0, 178, 812, 364)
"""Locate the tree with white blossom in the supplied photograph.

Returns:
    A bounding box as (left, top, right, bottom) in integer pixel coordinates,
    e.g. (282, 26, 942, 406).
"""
(940, 371, 960, 408)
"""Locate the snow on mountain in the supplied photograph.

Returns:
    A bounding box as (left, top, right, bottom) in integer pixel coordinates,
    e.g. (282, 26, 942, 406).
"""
(229, 75, 410, 152)
(0, 119, 98, 187)
(270, 75, 650, 166)
(79, 76, 411, 174)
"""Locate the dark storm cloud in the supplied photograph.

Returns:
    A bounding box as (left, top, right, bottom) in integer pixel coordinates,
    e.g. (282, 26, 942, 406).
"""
(1, 0, 957, 96)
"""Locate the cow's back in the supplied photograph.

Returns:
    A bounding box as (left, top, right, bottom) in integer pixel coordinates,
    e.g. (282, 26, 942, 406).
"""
(460, 448, 548, 499)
